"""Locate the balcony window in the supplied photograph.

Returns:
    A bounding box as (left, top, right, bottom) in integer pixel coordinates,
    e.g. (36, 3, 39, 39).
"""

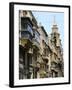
(27, 25, 33, 35)
(21, 23, 27, 30)
(34, 30, 40, 43)
(21, 18, 33, 36)
(21, 32, 30, 38)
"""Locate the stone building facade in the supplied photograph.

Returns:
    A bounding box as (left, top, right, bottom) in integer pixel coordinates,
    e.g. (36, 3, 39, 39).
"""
(19, 10, 64, 79)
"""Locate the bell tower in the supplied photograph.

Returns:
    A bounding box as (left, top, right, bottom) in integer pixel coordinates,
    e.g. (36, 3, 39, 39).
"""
(50, 17, 64, 77)
(51, 17, 61, 47)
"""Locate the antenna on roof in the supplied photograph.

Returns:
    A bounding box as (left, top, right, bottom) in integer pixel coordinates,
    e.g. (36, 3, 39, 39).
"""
(53, 16, 57, 25)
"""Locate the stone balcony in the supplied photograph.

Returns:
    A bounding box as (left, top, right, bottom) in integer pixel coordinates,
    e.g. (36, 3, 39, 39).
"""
(41, 55, 49, 64)
(51, 59, 60, 64)
(32, 38, 40, 49)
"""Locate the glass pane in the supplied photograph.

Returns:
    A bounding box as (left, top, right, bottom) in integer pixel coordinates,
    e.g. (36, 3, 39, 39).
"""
(27, 25, 33, 35)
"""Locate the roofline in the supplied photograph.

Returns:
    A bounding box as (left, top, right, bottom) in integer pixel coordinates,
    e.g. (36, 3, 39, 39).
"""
(41, 26, 48, 37)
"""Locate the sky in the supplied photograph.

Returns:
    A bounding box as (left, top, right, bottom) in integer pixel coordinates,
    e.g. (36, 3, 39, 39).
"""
(32, 11, 64, 48)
